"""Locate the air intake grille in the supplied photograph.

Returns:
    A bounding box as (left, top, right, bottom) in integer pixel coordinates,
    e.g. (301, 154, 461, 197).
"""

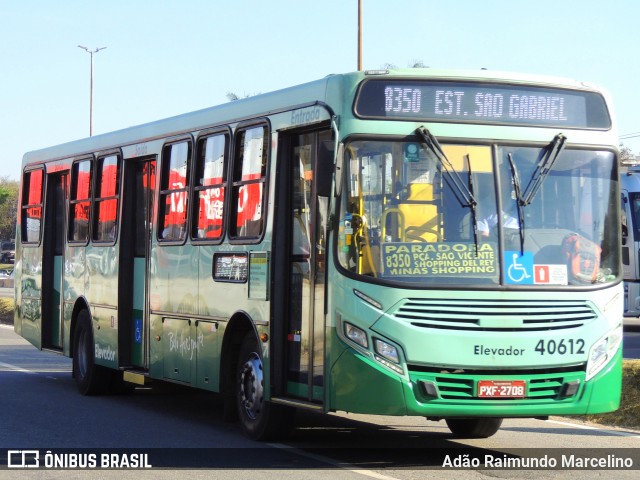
(393, 299, 597, 332)
(433, 373, 568, 400)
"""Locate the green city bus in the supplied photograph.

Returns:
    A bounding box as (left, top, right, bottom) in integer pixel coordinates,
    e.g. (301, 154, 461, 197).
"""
(14, 68, 623, 440)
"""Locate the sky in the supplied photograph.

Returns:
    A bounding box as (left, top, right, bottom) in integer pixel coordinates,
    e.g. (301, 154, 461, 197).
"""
(1, 0, 640, 181)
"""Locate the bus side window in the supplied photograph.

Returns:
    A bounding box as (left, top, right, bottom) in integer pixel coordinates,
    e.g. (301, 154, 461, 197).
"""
(21, 167, 44, 244)
(158, 140, 191, 242)
(93, 154, 121, 243)
(230, 124, 268, 239)
(193, 132, 228, 241)
(69, 159, 92, 243)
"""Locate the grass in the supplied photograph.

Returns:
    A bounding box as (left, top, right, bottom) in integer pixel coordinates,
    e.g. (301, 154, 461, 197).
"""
(0, 297, 13, 325)
(0, 262, 14, 325)
(579, 360, 640, 430)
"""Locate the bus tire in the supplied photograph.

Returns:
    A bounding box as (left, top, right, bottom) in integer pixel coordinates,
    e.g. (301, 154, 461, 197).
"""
(236, 332, 295, 440)
(445, 418, 503, 438)
(72, 310, 110, 396)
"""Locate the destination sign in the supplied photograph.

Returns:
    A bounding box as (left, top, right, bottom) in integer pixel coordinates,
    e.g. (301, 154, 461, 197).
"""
(355, 79, 610, 129)
(381, 242, 496, 278)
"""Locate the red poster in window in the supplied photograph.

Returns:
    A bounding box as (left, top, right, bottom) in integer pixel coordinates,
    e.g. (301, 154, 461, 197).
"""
(197, 144, 226, 237)
(74, 201, 90, 223)
(97, 198, 118, 224)
(100, 163, 118, 197)
(26, 206, 42, 220)
(163, 167, 188, 233)
(143, 162, 156, 189)
(97, 162, 119, 224)
(236, 183, 262, 228)
(76, 170, 91, 201)
(198, 187, 224, 238)
(27, 170, 43, 207)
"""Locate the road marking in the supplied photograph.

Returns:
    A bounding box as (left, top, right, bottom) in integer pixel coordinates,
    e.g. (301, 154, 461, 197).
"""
(546, 418, 640, 438)
(0, 362, 70, 374)
(0, 361, 35, 374)
(268, 443, 401, 480)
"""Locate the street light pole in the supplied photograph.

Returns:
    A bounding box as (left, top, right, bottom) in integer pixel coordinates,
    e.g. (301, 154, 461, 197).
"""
(77, 45, 107, 136)
(357, 0, 363, 70)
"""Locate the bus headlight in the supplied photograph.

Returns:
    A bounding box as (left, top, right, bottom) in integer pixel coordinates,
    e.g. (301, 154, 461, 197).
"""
(585, 326, 622, 381)
(344, 322, 368, 348)
(374, 338, 400, 364)
(373, 338, 404, 375)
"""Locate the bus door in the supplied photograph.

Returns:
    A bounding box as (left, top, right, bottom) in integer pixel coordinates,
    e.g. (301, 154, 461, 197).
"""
(274, 128, 332, 404)
(119, 158, 156, 369)
(41, 172, 68, 350)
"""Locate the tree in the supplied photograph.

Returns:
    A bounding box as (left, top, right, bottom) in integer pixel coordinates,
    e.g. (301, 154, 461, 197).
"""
(0, 177, 19, 241)
(226, 91, 259, 102)
(620, 144, 637, 165)
(381, 60, 428, 69)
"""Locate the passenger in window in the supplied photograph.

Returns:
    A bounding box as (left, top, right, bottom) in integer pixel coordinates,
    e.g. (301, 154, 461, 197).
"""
(477, 211, 519, 237)
(162, 224, 183, 240)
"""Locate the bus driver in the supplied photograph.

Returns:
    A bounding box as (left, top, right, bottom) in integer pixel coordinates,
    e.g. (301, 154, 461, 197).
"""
(477, 211, 519, 237)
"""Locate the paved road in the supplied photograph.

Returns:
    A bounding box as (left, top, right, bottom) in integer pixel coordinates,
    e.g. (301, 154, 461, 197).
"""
(624, 329, 640, 359)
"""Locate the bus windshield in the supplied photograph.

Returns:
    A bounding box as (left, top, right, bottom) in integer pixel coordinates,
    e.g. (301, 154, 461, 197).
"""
(337, 137, 619, 287)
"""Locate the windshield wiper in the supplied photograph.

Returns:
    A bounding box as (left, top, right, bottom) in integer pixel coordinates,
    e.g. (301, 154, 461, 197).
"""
(465, 154, 479, 253)
(415, 127, 477, 208)
(521, 133, 566, 206)
(507, 152, 526, 255)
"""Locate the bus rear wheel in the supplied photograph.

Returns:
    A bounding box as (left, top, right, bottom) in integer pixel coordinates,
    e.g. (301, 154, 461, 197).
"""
(445, 418, 503, 438)
(72, 310, 110, 395)
(236, 332, 294, 440)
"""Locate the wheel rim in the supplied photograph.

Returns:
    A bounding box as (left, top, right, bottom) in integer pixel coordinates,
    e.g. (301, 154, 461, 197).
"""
(239, 351, 264, 421)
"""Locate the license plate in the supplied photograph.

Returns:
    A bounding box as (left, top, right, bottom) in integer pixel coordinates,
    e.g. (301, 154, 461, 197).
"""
(477, 380, 526, 398)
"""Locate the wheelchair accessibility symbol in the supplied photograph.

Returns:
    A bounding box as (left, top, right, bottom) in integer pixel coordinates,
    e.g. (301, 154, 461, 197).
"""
(504, 251, 534, 284)
(134, 318, 143, 344)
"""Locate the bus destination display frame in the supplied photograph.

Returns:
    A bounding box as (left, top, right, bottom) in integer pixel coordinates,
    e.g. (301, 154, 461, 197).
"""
(354, 79, 611, 129)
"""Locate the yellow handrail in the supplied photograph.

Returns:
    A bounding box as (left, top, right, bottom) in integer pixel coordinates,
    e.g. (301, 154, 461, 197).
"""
(381, 207, 405, 242)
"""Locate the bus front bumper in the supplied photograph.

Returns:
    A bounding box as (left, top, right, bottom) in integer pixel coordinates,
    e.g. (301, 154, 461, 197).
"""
(329, 346, 622, 418)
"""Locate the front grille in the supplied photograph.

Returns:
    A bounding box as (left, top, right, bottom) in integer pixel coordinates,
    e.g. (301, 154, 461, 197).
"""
(393, 298, 597, 332)
(431, 372, 571, 400)
(435, 376, 474, 399)
(528, 376, 565, 399)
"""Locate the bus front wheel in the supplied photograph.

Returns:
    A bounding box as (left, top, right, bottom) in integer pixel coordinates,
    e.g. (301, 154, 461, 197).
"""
(72, 310, 110, 395)
(236, 332, 294, 440)
(445, 418, 503, 438)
